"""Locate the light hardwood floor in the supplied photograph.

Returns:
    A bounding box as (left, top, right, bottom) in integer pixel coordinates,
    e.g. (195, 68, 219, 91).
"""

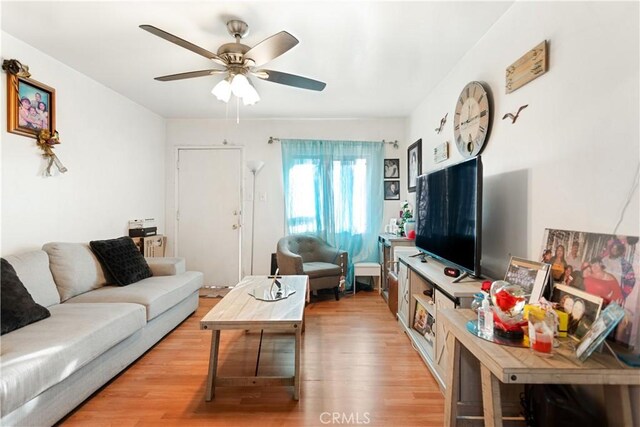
(60, 292, 445, 426)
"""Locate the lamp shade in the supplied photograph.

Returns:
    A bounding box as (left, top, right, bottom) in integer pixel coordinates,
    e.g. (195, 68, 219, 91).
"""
(231, 74, 251, 97)
(247, 160, 265, 174)
(242, 79, 260, 106)
(212, 74, 260, 106)
(211, 78, 231, 102)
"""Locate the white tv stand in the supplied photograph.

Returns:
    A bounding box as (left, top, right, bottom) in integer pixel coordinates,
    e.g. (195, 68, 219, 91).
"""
(397, 254, 482, 390)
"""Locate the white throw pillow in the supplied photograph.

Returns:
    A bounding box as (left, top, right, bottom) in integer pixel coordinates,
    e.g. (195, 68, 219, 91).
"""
(42, 242, 108, 301)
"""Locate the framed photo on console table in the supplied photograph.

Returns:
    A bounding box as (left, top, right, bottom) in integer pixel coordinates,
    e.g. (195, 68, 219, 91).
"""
(504, 257, 550, 304)
(413, 300, 428, 334)
(6, 74, 56, 138)
(552, 284, 603, 341)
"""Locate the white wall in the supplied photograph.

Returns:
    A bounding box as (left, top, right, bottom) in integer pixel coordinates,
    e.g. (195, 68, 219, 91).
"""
(1, 32, 166, 254)
(165, 118, 406, 277)
(406, 1, 639, 278)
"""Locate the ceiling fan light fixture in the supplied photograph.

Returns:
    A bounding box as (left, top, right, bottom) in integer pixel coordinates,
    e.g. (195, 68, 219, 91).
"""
(231, 73, 251, 97)
(211, 78, 232, 102)
(242, 79, 260, 106)
(144, 21, 326, 107)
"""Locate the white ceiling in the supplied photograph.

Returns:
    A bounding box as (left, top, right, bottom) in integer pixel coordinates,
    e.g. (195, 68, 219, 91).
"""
(1, 1, 513, 119)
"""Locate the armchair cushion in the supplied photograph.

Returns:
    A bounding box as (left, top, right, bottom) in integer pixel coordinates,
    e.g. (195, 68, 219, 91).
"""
(303, 262, 343, 279)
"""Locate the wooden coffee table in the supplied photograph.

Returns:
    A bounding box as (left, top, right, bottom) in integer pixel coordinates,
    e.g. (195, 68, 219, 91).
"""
(200, 275, 309, 401)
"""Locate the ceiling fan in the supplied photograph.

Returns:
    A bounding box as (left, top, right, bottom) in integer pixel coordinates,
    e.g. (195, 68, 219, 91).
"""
(140, 20, 326, 105)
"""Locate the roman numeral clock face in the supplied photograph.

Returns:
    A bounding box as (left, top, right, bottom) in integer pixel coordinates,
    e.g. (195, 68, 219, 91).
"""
(453, 81, 491, 158)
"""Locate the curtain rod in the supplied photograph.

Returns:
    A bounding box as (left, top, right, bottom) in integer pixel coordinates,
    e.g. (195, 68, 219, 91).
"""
(268, 137, 398, 148)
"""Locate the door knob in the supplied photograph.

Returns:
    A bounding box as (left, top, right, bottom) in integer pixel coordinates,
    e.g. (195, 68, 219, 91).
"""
(232, 224, 240, 230)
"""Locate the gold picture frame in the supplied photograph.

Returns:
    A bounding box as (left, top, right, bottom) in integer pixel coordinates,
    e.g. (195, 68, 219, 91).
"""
(7, 74, 56, 138)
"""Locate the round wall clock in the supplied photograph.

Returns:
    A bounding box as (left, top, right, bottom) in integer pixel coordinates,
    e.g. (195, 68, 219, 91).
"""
(453, 81, 491, 158)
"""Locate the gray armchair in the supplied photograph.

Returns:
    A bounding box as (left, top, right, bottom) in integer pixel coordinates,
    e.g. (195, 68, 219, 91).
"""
(276, 235, 348, 300)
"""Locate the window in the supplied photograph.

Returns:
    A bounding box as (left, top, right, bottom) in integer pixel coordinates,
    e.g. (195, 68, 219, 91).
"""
(287, 158, 369, 235)
(281, 139, 384, 278)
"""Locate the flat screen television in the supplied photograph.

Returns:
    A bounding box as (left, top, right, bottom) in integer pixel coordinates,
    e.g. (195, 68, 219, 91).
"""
(415, 156, 482, 278)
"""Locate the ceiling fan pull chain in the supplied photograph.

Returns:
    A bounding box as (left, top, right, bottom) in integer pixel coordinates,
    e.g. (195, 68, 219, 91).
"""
(236, 96, 240, 124)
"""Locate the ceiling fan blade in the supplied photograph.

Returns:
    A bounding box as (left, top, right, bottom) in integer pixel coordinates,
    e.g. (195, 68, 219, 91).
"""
(154, 69, 226, 82)
(140, 24, 227, 66)
(244, 31, 299, 67)
(255, 69, 326, 91)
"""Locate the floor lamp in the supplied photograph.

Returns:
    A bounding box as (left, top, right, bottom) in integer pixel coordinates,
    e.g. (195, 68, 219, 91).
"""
(247, 160, 267, 375)
(247, 160, 265, 275)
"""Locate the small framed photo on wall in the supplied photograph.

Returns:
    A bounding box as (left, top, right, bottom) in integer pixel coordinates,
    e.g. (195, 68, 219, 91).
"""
(384, 180, 400, 200)
(407, 139, 422, 192)
(384, 158, 400, 179)
(6, 74, 56, 138)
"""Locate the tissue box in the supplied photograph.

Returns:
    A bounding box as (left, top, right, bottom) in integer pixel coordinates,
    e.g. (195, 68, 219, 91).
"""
(524, 305, 569, 338)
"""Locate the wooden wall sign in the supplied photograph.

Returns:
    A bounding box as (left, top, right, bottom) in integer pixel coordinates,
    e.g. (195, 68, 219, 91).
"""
(434, 141, 449, 163)
(505, 40, 548, 94)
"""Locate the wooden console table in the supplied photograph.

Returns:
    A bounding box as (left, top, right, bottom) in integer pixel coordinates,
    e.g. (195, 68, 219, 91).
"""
(440, 309, 639, 427)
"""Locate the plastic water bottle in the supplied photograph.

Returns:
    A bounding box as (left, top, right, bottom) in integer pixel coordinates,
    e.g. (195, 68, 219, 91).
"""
(478, 294, 494, 337)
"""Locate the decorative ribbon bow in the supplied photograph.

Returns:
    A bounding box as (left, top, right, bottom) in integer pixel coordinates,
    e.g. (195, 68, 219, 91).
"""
(37, 130, 68, 176)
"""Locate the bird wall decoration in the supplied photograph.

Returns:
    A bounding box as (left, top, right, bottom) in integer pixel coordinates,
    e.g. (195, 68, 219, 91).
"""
(502, 104, 529, 124)
(435, 113, 448, 134)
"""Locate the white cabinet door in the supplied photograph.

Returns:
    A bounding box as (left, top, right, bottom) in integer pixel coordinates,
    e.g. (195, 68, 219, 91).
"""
(434, 289, 456, 377)
(398, 262, 410, 326)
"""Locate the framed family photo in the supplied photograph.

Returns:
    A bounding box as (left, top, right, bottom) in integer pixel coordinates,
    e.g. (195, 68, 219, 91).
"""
(384, 158, 400, 178)
(552, 284, 603, 341)
(6, 74, 56, 138)
(407, 139, 422, 192)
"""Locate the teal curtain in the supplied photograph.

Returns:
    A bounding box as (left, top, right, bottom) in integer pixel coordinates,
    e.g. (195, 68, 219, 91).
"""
(281, 139, 384, 289)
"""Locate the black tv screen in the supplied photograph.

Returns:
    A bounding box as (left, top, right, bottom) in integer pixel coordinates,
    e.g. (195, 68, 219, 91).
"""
(415, 157, 482, 276)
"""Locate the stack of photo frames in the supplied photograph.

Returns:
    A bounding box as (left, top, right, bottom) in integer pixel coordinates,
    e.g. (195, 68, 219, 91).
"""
(539, 228, 638, 362)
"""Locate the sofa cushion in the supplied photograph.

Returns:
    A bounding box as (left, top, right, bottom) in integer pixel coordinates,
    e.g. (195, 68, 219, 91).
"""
(3, 251, 60, 307)
(90, 237, 152, 286)
(303, 261, 342, 279)
(65, 271, 203, 320)
(0, 302, 146, 416)
(145, 257, 186, 276)
(42, 242, 108, 301)
(1, 259, 51, 335)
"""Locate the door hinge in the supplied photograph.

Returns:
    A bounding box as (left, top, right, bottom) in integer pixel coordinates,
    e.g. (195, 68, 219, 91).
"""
(176, 210, 180, 221)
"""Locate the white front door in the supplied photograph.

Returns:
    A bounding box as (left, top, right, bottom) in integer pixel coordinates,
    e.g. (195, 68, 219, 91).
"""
(177, 147, 242, 287)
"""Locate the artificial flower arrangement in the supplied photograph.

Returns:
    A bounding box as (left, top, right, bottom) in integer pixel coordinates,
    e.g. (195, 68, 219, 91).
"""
(398, 201, 413, 236)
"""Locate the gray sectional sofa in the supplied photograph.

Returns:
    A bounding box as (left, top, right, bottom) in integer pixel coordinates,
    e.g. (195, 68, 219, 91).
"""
(0, 242, 203, 426)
